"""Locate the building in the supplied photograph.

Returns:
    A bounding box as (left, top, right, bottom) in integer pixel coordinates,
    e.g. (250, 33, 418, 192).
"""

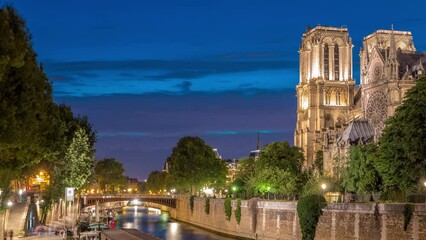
(294, 25, 426, 174)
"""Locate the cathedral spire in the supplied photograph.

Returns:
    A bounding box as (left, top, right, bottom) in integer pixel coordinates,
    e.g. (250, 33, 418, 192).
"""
(388, 24, 398, 79)
(256, 132, 260, 150)
(389, 24, 397, 60)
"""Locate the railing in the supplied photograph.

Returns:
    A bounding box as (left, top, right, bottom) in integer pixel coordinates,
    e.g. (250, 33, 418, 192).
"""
(81, 194, 177, 208)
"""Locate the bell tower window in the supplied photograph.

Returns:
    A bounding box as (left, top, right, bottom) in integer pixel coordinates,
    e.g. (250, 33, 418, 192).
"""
(324, 44, 329, 80)
(334, 44, 340, 80)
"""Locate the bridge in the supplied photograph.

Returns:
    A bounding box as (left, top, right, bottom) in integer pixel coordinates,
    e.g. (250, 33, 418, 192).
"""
(82, 194, 177, 208)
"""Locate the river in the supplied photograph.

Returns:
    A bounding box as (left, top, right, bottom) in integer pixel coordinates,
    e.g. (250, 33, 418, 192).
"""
(114, 206, 234, 240)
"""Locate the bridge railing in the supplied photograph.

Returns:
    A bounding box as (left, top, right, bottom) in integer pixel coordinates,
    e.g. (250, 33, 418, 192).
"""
(81, 194, 177, 199)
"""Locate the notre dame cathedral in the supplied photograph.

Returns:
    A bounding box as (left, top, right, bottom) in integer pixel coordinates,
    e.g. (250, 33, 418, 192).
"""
(294, 25, 426, 175)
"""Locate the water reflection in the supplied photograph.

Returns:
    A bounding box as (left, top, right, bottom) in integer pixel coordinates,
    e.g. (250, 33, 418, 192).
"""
(115, 206, 233, 240)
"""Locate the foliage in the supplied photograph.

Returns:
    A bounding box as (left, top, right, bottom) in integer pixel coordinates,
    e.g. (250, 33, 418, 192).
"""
(302, 174, 339, 197)
(314, 150, 324, 176)
(189, 195, 195, 213)
(245, 141, 306, 196)
(297, 194, 327, 240)
(204, 197, 210, 215)
(94, 158, 126, 193)
(341, 143, 382, 193)
(0, 6, 53, 186)
(60, 128, 95, 190)
(224, 198, 232, 221)
(403, 203, 414, 231)
(232, 157, 256, 196)
(376, 75, 426, 193)
(167, 136, 228, 194)
(235, 198, 242, 224)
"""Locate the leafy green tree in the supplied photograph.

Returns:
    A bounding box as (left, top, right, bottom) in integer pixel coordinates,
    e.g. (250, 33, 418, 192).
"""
(94, 158, 126, 193)
(341, 143, 382, 193)
(232, 157, 256, 196)
(0, 6, 53, 186)
(167, 136, 227, 194)
(146, 171, 168, 193)
(376, 75, 426, 193)
(247, 141, 306, 196)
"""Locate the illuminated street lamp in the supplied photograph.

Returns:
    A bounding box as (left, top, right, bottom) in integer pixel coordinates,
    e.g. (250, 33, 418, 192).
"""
(321, 183, 326, 196)
(232, 186, 237, 198)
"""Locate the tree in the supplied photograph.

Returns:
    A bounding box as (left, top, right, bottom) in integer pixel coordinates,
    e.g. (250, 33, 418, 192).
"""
(233, 157, 256, 196)
(249, 141, 306, 196)
(94, 158, 126, 193)
(0, 6, 54, 206)
(341, 143, 382, 194)
(376, 75, 426, 193)
(0, 6, 53, 184)
(146, 171, 168, 194)
(167, 136, 228, 194)
(314, 150, 324, 176)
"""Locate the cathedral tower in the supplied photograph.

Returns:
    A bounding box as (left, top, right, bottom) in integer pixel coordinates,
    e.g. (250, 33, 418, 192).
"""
(294, 26, 355, 167)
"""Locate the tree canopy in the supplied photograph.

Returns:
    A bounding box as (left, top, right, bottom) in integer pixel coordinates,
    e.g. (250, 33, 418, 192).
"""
(167, 136, 227, 194)
(242, 141, 306, 197)
(94, 158, 126, 193)
(376, 75, 426, 193)
(341, 143, 382, 193)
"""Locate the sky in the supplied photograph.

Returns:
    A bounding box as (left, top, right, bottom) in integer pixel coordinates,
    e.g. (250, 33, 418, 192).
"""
(6, 0, 426, 180)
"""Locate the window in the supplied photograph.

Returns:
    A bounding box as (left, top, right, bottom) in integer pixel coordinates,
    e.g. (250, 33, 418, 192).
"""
(324, 44, 329, 79)
(334, 44, 339, 80)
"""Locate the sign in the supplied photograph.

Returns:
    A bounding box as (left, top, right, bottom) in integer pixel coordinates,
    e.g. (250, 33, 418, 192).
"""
(66, 187, 74, 202)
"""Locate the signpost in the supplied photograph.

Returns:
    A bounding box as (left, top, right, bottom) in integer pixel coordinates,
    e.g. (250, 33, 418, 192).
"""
(64, 188, 75, 239)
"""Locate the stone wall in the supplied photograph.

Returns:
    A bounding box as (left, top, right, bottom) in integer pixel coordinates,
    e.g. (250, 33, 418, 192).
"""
(172, 196, 426, 240)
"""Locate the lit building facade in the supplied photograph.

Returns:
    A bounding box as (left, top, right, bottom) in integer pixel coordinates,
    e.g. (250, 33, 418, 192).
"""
(294, 26, 355, 167)
(295, 25, 426, 174)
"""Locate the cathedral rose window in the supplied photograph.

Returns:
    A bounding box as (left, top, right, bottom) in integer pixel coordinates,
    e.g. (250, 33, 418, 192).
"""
(366, 90, 388, 136)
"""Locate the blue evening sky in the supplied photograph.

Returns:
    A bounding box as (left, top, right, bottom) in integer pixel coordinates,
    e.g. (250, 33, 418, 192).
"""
(7, 0, 426, 179)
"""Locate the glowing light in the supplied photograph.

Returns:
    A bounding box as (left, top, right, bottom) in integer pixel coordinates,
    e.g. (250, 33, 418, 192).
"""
(128, 188, 132, 192)
(19, 189, 23, 195)
(203, 187, 214, 196)
(170, 222, 178, 235)
(321, 184, 326, 190)
(131, 199, 141, 205)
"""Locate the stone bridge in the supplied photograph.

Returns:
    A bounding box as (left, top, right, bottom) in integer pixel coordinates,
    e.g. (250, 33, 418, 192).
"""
(82, 194, 177, 208)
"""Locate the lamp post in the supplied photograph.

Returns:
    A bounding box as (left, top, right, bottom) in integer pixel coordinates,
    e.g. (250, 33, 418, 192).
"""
(321, 183, 326, 196)
(423, 181, 426, 203)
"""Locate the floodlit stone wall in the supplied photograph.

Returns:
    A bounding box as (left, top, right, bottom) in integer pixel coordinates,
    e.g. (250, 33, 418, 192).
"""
(173, 196, 426, 240)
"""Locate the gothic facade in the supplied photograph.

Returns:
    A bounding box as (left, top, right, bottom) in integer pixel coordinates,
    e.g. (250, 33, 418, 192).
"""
(294, 25, 426, 174)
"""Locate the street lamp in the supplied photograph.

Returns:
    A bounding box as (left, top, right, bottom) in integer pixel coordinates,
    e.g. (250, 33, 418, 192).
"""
(232, 186, 237, 198)
(321, 183, 326, 196)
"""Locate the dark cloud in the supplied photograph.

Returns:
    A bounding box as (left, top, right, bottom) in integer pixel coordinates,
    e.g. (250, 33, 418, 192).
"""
(175, 81, 192, 92)
(44, 59, 298, 81)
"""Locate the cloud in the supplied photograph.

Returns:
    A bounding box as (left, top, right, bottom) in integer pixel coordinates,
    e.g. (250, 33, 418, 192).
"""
(175, 81, 192, 92)
(44, 59, 298, 81)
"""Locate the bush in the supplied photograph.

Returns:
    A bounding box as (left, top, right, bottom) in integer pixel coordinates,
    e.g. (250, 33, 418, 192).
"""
(235, 198, 241, 224)
(297, 194, 326, 240)
(204, 197, 210, 215)
(189, 195, 195, 213)
(403, 203, 414, 231)
(224, 198, 232, 221)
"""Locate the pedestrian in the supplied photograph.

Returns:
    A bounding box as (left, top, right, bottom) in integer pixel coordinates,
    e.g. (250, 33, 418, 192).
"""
(8, 230, 13, 240)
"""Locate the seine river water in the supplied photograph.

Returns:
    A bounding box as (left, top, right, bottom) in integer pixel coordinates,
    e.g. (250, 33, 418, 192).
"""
(114, 206, 234, 240)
